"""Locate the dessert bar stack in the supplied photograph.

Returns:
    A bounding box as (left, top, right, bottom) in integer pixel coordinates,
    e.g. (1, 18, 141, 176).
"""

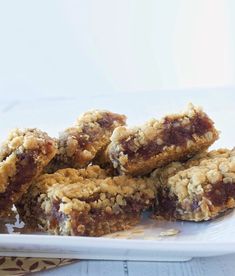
(1, 104, 235, 237)
(18, 166, 156, 236)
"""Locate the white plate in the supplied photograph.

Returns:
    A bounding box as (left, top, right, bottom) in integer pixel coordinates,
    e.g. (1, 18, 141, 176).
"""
(1, 89, 235, 261)
(1, 211, 235, 261)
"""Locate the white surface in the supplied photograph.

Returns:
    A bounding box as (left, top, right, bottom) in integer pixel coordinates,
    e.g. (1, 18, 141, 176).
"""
(0, 90, 235, 275)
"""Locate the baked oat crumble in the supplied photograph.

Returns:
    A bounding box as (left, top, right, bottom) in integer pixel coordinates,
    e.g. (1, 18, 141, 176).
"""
(153, 148, 235, 221)
(46, 110, 126, 172)
(0, 128, 57, 217)
(107, 104, 219, 176)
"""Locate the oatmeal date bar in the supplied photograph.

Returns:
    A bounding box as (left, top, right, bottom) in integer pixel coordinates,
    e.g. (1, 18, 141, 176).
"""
(46, 110, 126, 172)
(153, 148, 235, 221)
(108, 104, 219, 176)
(18, 166, 156, 236)
(0, 128, 57, 217)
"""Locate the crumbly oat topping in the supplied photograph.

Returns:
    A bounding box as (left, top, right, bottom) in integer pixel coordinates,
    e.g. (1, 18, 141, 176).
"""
(0, 128, 56, 161)
(108, 104, 219, 176)
(46, 110, 126, 172)
(168, 151, 235, 198)
(21, 165, 108, 199)
(152, 148, 234, 183)
(47, 175, 156, 213)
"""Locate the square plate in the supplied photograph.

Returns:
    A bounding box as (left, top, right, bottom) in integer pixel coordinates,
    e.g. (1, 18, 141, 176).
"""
(1, 89, 235, 261)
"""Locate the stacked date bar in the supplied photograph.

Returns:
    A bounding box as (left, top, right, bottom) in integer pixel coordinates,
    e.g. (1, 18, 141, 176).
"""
(108, 104, 219, 176)
(0, 128, 57, 217)
(152, 148, 235, 221)
(46, 110, 126, 173)
(17, 166, 156, 236)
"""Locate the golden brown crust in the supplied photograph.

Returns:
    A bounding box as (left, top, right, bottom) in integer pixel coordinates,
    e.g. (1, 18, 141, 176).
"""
(153, 148, 235, 221)
(0, 128, 57, 216)
(46, 110, 126, 173)
(108, 104, 219, 176)
(17, 166, 156, 236)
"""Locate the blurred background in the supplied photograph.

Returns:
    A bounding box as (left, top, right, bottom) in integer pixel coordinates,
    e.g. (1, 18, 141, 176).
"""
(0, 0, 235, 148)
(0, 0, 234, 101)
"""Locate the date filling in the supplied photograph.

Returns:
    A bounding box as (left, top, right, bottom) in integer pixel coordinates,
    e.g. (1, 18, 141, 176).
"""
(121, 115, 214, 160)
